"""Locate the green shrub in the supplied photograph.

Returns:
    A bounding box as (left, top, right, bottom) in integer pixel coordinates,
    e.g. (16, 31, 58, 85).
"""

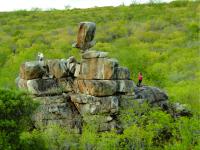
(0, 89, 38, 150)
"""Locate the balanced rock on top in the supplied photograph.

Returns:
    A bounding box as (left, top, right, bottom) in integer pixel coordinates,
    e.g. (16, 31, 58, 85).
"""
(73, 22, 96, 52)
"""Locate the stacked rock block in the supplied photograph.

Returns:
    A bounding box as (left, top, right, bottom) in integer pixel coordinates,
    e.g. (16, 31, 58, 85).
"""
(17, 57, 82, 133)
(71, 51, 135, 131)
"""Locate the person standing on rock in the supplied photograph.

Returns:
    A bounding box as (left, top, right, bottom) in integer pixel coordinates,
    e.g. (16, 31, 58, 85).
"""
(137, 72, 143, 87)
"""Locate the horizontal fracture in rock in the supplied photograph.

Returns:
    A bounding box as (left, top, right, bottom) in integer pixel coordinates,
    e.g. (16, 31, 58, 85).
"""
(16, 77, 76, 95)
(74, 79, 135, 96)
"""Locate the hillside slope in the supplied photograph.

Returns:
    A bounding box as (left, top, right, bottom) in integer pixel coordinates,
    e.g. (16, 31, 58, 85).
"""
(0, 1, 199, 112)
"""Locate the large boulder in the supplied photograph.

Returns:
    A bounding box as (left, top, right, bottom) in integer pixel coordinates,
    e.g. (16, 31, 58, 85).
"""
(27, 78, 61, 96)
(116, 80, 135, 95)
(57, 78, 74, 93)
(73, 22, 96, 52)
(113, 67, 130, 79)
(134, 86, 168, 103)
(166, 102, 192, 118)
(46, 59, 69, 78)
(74, 79, 117, 96)
(74, 79, 135, 96)
(70, 94, 119, 115)
(20, 61, 45, 80)
(46, 57, 77, 78)
(78, 58, 119, 80)
(32, 95, 82, 133)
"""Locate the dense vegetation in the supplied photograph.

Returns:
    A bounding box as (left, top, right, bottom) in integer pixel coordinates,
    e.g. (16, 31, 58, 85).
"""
(0, 1, 199, 149)
(0, 89, 38, 150)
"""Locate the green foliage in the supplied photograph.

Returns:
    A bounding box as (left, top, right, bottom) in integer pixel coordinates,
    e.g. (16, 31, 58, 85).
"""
(0, 89, 38, 150)
(20, 125, 80, 150)
(0, 1, 199, 149)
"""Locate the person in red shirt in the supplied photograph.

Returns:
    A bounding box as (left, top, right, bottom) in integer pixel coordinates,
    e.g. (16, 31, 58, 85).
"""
(137, 72, 143, 87)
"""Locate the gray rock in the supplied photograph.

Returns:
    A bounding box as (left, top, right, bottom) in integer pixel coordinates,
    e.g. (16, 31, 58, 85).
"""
(32, 95, 82, 132)
(74, 64, 80, 77)
(16, 77, 27, 89)
(134, 86, 168, 104)
(82, 51, 108, 59)
(58, 78, 74, 93)
(27, 78, 62, 96)
(116, 80, 136, 95)
(113, 67, 130, 79)
(168, 102, 192, 118)
(46, 59, 69, 78)
(70, 94, 119, 115)
(20, 61, 45, 80)
(118, 95, 135, 109)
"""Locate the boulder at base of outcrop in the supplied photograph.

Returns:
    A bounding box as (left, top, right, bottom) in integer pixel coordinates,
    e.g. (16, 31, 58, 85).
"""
(167, 102, 192, 118)
(32, 94, 82, 133)
(134, 86, 192, 117)
(134, 86, 168, 108)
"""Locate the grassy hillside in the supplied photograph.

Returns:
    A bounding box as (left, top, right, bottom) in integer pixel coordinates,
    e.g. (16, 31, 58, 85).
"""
(0, 1, 199, 113)
(0, 1, 200, 149)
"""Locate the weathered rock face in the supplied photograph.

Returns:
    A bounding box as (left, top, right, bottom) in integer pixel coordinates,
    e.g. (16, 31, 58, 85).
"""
(74, 79, 117, 96)
(26, 79, 62, 96)
(70, 51, 135, 131)
(133, 86, 191, 117)
(17, 50, 136, 132)
(32, 95, 82, 133)
(17, 50, 191, 133)
(78, 57, 119, 80)
(20, 61, 45, 80)
(46, 57, 77, 78)
(71, 94, 119, 115)
(134, 86, 168, 108)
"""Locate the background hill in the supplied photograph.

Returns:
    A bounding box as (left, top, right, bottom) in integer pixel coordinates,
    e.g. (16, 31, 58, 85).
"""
(0, 1, 200, 149)
(0, 1, 199, 112)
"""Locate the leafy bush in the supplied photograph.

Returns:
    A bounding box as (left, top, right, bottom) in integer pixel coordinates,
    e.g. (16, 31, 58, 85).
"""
(0, 89, 38, 150)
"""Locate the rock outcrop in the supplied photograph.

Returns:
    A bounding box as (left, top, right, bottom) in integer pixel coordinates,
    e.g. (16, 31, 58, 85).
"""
(16, 22, 191, 133)
(17, 50, 136, 132)
(133, 86, 191, 118)
(134, 86, 168, 108)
